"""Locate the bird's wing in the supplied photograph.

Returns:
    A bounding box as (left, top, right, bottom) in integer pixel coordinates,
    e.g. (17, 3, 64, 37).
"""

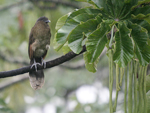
(28, 29, 35, 60)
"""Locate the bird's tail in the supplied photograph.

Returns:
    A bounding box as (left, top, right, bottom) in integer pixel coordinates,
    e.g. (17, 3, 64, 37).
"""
(29, 59, 44, 90)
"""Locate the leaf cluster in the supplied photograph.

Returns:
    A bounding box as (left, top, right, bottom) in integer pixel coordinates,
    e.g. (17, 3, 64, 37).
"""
(54, 0, 150, 72)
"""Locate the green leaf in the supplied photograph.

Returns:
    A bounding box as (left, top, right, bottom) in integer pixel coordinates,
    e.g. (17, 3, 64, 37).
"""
(104, 0, 115, 18)
(54, 8, 101, 51)
(131, 6, 150, 19)
(54, 14, 97, 51)
(145, 16, 150, 24)
(90, 0, 105, 8)
(118, 0, 138, 20)
(130, 19, 150, 38)
(104, 0, 138, 20)
(106, 0, 130, 18)
(128, 21, 150, 66)
(139, 0, 150, 2)
(113, 22, 134, 67)
(62, 42, 72, 54)
(76, 0, 105, 8)
(55, 14, 68, 31)
(77, 0, 138, 20)
(67, 8, 101, 22)
(135, 45, 150, 66)
(132, 14, 150, 20)
(68, 16, 102, 54)
(83, 52, 99, 72)
(86, 22, 110, 62)
(136, 0, 150, 6)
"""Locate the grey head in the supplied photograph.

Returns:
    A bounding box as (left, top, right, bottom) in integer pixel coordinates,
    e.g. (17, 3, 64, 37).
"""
(37, 16, 51, 23)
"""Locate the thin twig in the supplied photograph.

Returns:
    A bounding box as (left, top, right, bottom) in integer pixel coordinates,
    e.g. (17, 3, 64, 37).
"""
(0, 0, 80, 12)
(0, 0, 27, 11)
(0, 75, 28, 91)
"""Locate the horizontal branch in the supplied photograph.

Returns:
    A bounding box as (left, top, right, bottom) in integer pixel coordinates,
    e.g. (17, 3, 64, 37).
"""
(60, 61, 85, 70)
(0, 75, 28, 91)
(0, 0, 80, 12)
(0, 47, 107, 90)
(0, 46, 86, 78)
(31, 0, 80, 10)
(41, 0, 80, 9)
(0, 52, 29, 65)
(0, 52, 85, 70)
(0, 0, 27, 11)
(0, 50, 85, 69)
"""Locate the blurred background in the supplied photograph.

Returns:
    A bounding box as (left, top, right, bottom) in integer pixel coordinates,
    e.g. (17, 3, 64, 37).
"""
(0, 0, 124, 113)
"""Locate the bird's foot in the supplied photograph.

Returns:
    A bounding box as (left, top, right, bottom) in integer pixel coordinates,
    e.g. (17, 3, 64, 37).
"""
(41, 58, 46, 68)
(30, 59, 41, 72)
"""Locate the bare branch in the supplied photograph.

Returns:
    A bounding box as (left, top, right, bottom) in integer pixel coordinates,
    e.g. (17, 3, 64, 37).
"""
(0, 0, 27, 11)
(0, 52, 29, 65)
(0, 47, 108, 90)
(31, 0, 80, 9)
(60, 61, 85, 70)
(42, 0, 80, 9)
(0, 47, 107, 70)
(0, 75, 28, 91)
(0, 0, 80, 11)
(0, 46, 86, 78)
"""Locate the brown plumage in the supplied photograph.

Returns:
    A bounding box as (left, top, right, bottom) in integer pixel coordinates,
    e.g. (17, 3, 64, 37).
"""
(28, 16, 51, 90)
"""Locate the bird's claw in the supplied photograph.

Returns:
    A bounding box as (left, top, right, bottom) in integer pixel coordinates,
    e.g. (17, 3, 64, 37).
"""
(30, 59, 41, 72)
(41, 58, 46, 68)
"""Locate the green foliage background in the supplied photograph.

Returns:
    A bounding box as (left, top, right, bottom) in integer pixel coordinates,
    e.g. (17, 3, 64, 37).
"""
(0, 0, 111, 113)
(1, 0, 150, 113)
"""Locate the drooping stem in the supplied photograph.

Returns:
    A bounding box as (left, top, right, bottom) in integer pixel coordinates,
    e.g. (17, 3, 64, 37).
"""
(120, 67, 125, 86)
(113, 64, 120, 111)
(124, 67, 127, 113)
(109, 49, 114, 113)
(133, 61, 138, 113)
(109, 25, 115, 48)
(138, 66, 143, 113)
(141, 66, 144, 112)
(128, 62, 133, 113)
(143, 66, 148, 113)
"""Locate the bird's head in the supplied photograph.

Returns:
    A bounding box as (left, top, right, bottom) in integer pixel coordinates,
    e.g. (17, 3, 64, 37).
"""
(36, 16, 51, 24)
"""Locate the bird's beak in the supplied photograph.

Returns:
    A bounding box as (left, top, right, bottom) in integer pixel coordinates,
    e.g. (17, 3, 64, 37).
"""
(45, 20, 51, 23)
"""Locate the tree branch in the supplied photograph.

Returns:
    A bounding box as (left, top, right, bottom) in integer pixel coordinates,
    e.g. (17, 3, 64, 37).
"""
(0, 52, 29, 65)
(0, 47, 108, 90)
(0, 0, 27, 11)
(31, 0, 80, 10)
(0, 52, 85, 69)
(41, 0, 80, 9)
(0, 0, 80, 11)
(0, 46, 86, 78)
(60, 61, 85, 70)
(0, 75, 28, 91)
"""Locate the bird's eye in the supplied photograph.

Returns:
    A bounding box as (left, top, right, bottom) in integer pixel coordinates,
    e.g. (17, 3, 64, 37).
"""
(45, 20, 51, 23)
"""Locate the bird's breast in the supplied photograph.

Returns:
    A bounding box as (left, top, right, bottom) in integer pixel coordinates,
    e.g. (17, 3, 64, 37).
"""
(30, 22, 50, 58)
(31, 38, 50, 57)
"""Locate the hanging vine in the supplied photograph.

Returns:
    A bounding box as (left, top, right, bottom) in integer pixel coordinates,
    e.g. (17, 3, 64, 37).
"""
(108, 22, 149, 112)
(109, 49, 114, 113)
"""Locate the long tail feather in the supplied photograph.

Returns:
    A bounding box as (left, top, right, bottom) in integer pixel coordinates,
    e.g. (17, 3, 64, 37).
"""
(29, 59, 44, 90)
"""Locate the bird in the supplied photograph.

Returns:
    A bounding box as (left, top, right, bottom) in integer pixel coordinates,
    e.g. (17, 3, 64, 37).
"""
(28, 16, 51, 90)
